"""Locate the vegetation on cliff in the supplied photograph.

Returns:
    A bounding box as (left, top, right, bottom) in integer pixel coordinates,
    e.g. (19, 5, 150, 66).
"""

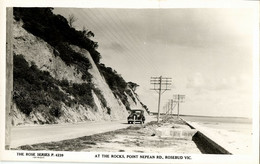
(14, 8, 95, 83)
(98, 63, 131, 110)
(14, 8, 100, 64)
(13, 7, 147, 120)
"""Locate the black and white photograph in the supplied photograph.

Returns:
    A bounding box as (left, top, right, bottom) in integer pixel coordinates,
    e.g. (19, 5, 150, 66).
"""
(1, 0, 259, 164)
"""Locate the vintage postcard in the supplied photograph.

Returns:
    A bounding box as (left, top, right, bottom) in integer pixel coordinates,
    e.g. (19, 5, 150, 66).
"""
(0, 0, 259, 164)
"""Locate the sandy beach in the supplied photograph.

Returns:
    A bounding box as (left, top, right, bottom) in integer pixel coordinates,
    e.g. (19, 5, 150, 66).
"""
(182, 115, 252, 155)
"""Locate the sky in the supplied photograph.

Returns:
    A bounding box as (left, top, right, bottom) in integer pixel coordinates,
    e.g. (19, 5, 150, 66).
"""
(54, 8, 255, 118)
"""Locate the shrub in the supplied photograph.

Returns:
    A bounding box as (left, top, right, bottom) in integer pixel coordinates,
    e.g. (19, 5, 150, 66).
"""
(13, 89, 33, 116)
(53, 42, 93, 82)
(60, 81, 95, 108)
(60, 79, 69, 87)
(125, 88, 136, 104)
(98, 63, 131, 110)
(93, 88, 107, 108)
(13, 8, 101, 64)
(107, 107, 111, 115)
(13, 54, 96, 117)
(14, 8, 94, 83)
(49, 103, 62, 118)
(13, 54, 67, 116)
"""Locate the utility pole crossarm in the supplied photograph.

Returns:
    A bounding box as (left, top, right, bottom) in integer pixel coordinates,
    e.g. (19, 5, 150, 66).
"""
(173, 94, 185, 119)
(150, 76, 172, 123)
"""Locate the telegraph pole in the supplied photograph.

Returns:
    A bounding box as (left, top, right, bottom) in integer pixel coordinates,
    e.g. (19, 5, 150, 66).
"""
(164, 99, 171, 115)
(6, 8, 13, 150)
(157, 76, 162, 121)
(173, 94, 185, 119)
(164, 99, 176, 116)
(150, 76, 172, 123)
(170, 99, 174, 115)
(167, 100, 170, 114)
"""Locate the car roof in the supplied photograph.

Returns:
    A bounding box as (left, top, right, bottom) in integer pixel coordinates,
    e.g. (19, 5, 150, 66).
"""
(131, 109, 143, 111)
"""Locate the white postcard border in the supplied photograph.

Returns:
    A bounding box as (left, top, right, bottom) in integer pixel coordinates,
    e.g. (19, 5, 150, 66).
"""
(0, 0, 259, 164)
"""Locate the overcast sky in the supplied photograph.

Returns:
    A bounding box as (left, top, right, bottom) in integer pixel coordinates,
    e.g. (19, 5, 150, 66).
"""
(54, 8, 255, 118)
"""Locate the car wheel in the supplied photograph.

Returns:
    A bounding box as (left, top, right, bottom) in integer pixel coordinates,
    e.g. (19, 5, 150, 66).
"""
(128, 121, 130, 124)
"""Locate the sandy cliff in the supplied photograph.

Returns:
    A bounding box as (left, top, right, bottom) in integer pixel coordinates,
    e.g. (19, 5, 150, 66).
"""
(12, 20, 147, 125)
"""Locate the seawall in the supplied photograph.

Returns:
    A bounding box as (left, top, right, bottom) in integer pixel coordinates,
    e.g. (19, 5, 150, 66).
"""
(180, 118, 232, 154)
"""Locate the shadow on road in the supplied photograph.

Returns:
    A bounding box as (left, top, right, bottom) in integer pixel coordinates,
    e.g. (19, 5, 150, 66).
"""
(121, 123, 145, 125)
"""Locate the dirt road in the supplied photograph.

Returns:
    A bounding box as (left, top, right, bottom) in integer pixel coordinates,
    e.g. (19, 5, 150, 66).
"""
(14, 117, 202, 154)
(10, 116, 156, 148)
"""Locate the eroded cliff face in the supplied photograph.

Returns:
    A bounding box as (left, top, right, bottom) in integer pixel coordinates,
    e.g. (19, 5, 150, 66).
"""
(12, 20, 147, 126)
(13, 21, 85, 84)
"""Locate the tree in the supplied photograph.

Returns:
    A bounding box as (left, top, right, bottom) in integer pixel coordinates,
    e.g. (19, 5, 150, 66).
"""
(82, 26, 95, 38)
(68, 14, 77, 27)
(82, 26, 87, 35)
(92, 41, 99, 49)
(87, 31, 95, 38)
(128, 82, 139, 91)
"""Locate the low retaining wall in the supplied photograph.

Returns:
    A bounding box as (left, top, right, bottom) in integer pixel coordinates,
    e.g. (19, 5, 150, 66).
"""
(181, 118, 232, 154)
(155, 127, 197, 140)
(192, 131, 232, 154)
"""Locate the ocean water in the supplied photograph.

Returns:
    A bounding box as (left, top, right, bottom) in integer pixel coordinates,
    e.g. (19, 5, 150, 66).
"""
(180, 115, 252, 135)
(180, 115, 253, 154)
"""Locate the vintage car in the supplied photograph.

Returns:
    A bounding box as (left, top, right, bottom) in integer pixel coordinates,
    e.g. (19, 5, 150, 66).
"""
(127, 109, 145, 124)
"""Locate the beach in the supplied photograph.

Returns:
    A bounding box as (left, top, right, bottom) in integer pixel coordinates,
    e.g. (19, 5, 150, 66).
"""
(181, 115, 252, 154)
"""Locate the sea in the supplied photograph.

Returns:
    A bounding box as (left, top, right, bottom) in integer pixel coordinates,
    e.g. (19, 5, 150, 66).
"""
(180, 115, 252, 136)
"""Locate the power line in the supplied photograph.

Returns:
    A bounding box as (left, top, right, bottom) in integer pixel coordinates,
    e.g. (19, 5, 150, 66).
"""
(150, 76, 172, 123)
(173, 94, 185, 119)
(78, 8, 161, 74)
